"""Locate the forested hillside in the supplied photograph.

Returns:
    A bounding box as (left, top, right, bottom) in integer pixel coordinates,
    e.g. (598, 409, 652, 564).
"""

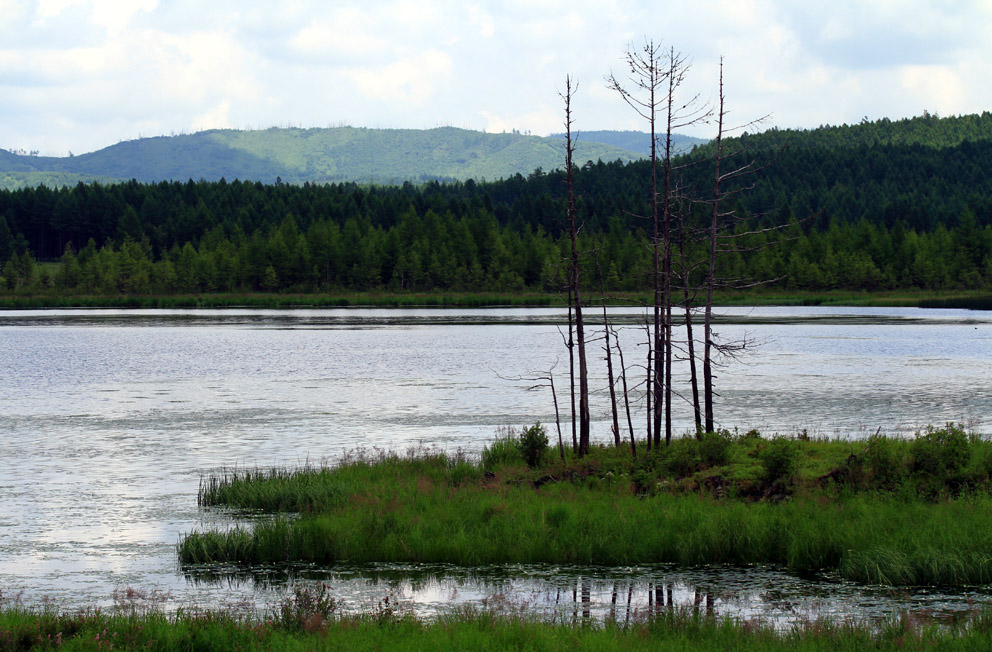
(1, 113, 990, 296)
(0, 127, 642, 189)
(547, 130, 706, 156)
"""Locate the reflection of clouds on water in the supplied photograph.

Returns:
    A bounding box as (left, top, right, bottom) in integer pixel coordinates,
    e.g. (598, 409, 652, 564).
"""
(1, 307, 991, 612)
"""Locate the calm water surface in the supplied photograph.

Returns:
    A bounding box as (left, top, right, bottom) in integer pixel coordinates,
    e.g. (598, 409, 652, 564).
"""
(1, 306, 991, 622)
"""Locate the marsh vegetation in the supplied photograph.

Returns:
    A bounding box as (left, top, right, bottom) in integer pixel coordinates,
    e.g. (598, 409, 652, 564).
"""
(180, 425, 992, 587)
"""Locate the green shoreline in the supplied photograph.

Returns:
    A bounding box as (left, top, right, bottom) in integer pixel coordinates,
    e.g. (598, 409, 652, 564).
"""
(1, 289, 990, 310)
(3, 604, 991, 651)
(180, 426, 992, 587)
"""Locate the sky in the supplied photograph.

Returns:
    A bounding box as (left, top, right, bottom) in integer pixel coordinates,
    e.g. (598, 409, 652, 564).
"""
(1, 0, 991, 156)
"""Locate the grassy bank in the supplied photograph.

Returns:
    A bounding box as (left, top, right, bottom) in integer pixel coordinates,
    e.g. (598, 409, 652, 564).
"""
(1, 289, 990, 310)
(180, 426, 992, 586)
(2, 600, 991, 652)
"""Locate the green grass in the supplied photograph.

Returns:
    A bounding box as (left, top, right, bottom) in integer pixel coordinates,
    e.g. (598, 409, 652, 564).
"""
(180, 427, 992, 586)
(2, 601, 992, 651)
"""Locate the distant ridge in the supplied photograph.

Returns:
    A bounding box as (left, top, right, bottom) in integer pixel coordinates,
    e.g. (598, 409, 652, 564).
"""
(0, 126, 648, 190)
(547, 130, 707, 157)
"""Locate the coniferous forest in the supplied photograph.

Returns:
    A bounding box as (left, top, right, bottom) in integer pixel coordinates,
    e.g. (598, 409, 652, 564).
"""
(1, 112, 992, 297)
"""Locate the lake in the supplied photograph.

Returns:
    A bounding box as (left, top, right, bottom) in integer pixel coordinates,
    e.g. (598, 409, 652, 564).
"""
(1, 305, 990, 622)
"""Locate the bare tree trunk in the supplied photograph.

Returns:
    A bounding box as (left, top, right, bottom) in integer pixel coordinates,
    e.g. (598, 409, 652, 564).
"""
(614, 329, 637, 458)
(602, 296, 621, 447)
(661, 51, 675, 447)
(680, 232, 702, 435)
(704, 59, 725, 434)
(652, 89, 664, 449)
(549, 370, 565, 461)
(645, 333, 653, 454)
(562, 75, 590, 456)
(568, 286, 577, 453)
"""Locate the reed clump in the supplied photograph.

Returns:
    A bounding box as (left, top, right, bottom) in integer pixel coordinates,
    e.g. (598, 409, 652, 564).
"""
(181, 425, 992, 587)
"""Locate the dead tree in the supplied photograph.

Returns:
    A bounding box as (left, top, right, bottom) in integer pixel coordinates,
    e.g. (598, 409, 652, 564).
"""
(675, 196, 704, 434)
(561, 75, 591, 456)
(613, 327, 637, 458)
(567, 286, 577, 453)
(609, 40, 707, 446)
(702, 57, 776, 432)
(600, 289, 622, 448)
(607, 40, 666, 448)
(703, 62, 725, 433)
(660, 47, 709, 445)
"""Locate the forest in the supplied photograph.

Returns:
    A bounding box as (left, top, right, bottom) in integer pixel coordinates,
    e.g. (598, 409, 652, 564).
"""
(1, 112, 991, 296)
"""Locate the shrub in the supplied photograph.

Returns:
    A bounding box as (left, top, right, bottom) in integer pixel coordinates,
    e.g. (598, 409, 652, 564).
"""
(966, 443, 992, 486)
(517, 423, 549, 468)
(864, 433, 904, 488)
(631, 468, 655, 495)
(481, 430, 523, 470)
(661, 437, 701, 478)
(759, 437, 798, 487)
(699, 429, 732, 468)
(740, 428, 762, 441)
(911, 423, 971, 478)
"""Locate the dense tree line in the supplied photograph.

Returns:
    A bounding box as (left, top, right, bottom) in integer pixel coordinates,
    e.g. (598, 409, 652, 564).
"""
(1, 112, 991, 294)
(2, 201, 990, 295)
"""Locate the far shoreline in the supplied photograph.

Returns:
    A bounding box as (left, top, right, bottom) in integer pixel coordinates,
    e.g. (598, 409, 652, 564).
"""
(1, 289, 990, 310)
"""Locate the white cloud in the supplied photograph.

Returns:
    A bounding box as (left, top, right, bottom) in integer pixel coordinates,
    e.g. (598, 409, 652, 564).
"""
(289, 11, 390, 60)
(344, 48, 452, 105)
(3, 0, 992, 154)
(468, 7, 495, 38)
(482, 106, 561, 136)
(35, 0, 85, 19)
(88, 0, 158, 35)
(149, 29, 261, 104)
(900, 65, 967, 114)
(192, 100, 232, 131)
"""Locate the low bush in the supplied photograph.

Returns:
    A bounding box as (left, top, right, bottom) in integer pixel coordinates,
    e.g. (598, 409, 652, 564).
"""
(517, 423, 549, 468)
(699, 430, 732, 468)
(482, 431, 523, 470)
(660, 437, 700, 477)
(759, 437, 798, 487)
(911, 423, 971, 477)
(864, 433, 904, 488)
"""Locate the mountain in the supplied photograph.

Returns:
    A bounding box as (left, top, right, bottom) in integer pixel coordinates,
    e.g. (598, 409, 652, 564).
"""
(0, 126, 646, 189)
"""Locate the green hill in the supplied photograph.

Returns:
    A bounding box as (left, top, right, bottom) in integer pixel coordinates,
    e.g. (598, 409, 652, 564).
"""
(547, 130, 707, 156)
(0, 126, 644, 189)
(692, 111, 992, 155)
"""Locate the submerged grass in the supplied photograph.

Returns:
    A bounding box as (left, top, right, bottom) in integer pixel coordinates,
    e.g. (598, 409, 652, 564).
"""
(2, 600, 992, 652)
(182, 427, 992, 586)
